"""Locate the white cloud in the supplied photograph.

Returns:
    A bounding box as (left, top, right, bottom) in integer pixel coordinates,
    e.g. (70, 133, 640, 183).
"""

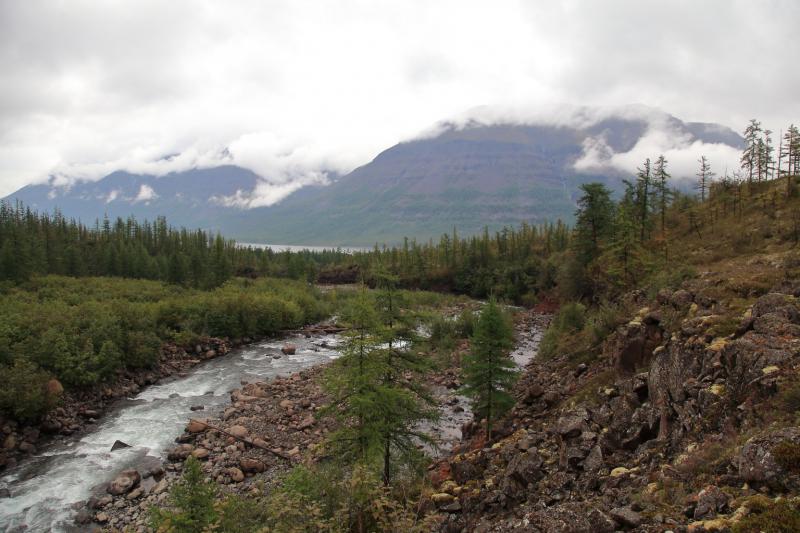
(0, 0, 796, 203)
(105, 189, 120, 203)
(133, 184, 157, 203)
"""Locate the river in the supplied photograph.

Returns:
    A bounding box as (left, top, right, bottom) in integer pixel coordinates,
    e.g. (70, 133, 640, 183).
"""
(0, 332, 342, 532)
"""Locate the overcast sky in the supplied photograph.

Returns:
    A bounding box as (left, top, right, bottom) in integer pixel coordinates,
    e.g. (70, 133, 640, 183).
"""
(1, 0, 797, 201)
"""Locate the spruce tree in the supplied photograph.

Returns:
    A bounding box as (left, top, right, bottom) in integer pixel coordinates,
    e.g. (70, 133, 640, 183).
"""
(462, 300, 516, 440)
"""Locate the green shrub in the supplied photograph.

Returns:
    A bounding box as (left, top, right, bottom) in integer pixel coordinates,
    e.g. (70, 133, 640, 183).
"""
(779, 382, 800, 413)
(125, 331, 162, 368)
(539, 302, 586, 359)
(773, 441, 800, 474)
(733, 499, 800, 533)
(0, 359, 57, 424)
(150, 456, 217, 532)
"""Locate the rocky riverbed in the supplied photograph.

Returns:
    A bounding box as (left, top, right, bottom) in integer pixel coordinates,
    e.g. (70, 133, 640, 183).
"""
(0, 330, 343, 532)
(91, 309, 550, 532)
(0, 337, 234, 474)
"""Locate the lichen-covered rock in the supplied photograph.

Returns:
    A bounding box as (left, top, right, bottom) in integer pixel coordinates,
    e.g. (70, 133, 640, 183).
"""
(693, 485, 730, 519)
(737, 427, 800, 489)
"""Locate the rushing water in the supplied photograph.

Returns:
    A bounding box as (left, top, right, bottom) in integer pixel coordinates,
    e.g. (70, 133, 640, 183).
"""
(0, 333, 342, 532)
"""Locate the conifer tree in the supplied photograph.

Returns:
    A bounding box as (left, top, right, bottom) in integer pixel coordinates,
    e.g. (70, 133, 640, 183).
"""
(322, 290, 382, 463)
(372, 267, 437, 485)
(653, 155, 672, 234)
(741, 119, 762, 185)
(635, 158, 653, 242)
(150, 456, 217, 532)
(573, 183, 615, 265)
(696, 155, 714, 202)
(462, 300, 516, 440)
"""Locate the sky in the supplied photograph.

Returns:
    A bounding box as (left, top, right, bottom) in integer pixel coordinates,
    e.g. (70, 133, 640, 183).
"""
(0, 0, 798, 202)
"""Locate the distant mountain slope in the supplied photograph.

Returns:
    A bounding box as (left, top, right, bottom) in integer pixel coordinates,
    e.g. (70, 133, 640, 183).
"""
(3, 108, 744, 246)
(9, 166, 261, 233)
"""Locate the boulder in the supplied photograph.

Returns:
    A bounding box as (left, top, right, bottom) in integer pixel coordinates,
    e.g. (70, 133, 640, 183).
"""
(191, 447, 210, 460)
(239, 457, 266, 473)
(281, 343, 297, 355)
(451, 457, 484, 485)
(228, 425, 248, 438)
(298, 415, 315, 430)
(168, 444, 194, 461)
(584, 445, 604, 471)
(228, 467, 245, 482)
(693, 485, 730, 520)
(610, 506, 642, 528)
(737, 426, 800, 489)
(186, 419, 208, 433)
(107, 469, 141, 495)
(152, 478, 170, 494)
(279, 399, 294, 410)
(110, 440, 131, 452)
(556, 415, 585, 439)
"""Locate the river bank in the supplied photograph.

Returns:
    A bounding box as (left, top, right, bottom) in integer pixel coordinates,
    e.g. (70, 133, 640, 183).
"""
(0, 327, 343, 532)
(95, 309, 550, 532)
(0, 337, 236, 474)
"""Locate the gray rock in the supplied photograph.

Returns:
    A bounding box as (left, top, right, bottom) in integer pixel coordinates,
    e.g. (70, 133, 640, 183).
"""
(107, 469, 141, 496)
(693, 484, 730, 520)
(737, 426, 800, 489)
(110, 439, 131, 451)
(610, 506, 642, 528)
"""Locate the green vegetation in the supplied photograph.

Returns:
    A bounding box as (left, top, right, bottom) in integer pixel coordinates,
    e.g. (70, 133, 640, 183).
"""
(150, 456, 218, 532)
(462, 300, 516, 439)
(0, 201, 351, 287)
(0, 275, 328, 422)
(733, 499, 800, 533)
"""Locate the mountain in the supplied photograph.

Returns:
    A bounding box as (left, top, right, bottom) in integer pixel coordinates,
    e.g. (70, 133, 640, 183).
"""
(3, 107, 744, 246)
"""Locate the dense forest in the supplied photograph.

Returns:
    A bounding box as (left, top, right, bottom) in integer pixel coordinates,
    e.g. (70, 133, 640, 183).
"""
(0, 203, 348, 287)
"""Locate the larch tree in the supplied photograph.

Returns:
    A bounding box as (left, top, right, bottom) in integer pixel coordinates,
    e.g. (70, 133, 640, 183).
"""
(372, 266, 437, 485)
(741, 119, 762, 185)
(462, 299, 516, 441)
(696, 155, 714, 202)
(322, 290, 383, 464)
(653, 155, 672, 234)
(573, 182, 615, 266)
(635, 158, 653, 243)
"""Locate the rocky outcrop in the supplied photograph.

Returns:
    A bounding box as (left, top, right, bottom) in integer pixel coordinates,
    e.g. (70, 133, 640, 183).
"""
(433, 288, 800, 532)
(737, 427, 800, 489)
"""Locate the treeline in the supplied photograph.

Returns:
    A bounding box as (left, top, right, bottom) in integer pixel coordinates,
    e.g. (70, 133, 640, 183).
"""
(350, 222, 572, 304)
(541, 118, 800, 361)
(0, 202, 348, 287)
(0, 276, 330, 423)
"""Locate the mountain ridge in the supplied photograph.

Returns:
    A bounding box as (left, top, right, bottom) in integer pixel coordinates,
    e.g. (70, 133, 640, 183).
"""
(3, 108, 744, 246)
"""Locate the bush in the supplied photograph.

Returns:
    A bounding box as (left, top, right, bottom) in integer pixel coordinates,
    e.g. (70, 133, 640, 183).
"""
(773, 441, 800, 474)
(150, 456, 217, 532)
(125, 331, 162, 368)
(0, 359, 57, 424)
(733, 499, 800, 533)
(539, 302, 586, 359)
